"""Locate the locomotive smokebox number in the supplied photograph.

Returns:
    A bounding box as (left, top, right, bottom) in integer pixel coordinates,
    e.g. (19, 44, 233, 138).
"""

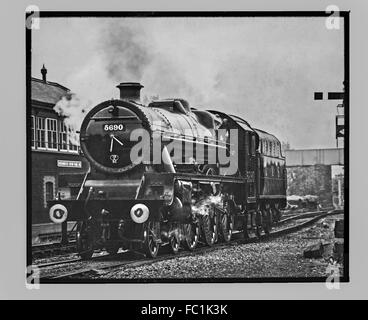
(103, 124, 125, 132)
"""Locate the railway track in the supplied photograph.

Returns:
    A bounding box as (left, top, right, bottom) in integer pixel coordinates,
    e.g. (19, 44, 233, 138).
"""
(31, 208, 328, 259)
(33, 208, 306, 266)
(32, 241, 76, 259)
(37, 208, 343, 280)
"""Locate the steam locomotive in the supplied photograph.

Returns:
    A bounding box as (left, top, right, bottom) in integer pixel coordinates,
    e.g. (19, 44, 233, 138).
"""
(48, 82, 287, 259)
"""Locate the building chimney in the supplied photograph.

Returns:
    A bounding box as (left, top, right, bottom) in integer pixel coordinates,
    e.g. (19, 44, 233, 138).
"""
(116, 82, 144, 103)
(41, 64, 47, 82)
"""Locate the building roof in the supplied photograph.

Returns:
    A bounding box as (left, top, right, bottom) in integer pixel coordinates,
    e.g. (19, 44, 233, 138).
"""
(31, 77, 70, 105)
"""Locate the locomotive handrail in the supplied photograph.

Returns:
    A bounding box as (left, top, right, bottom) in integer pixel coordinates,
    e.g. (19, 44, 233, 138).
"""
(171, 172, 246, 184)
(152, 129, 233, 146)
(91, 116, 140, 121)
(84, 179, 141, 188)
(76, 167, 90, 200)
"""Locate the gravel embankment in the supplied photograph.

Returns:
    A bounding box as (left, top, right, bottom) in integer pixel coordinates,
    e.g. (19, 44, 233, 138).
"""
(95, 214, 344, 280)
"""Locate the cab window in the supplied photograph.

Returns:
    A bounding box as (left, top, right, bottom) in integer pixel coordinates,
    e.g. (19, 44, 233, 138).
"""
(251, 135, 256, 155)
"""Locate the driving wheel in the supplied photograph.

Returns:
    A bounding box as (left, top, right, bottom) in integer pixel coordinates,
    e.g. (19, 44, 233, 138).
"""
(201, 206, 217, 246)
(183, 223, 200, 251)
(220, 202, 234, 242)
(76, 221, 94, 260)
(143, 221, 160, 258)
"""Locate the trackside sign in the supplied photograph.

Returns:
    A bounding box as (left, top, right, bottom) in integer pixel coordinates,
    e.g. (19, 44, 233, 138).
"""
(57, 160, 82, 168)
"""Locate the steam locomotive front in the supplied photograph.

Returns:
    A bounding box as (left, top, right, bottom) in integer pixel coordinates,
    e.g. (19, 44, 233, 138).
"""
(48, 82, 223, 258)
(80, 83, 153, 174)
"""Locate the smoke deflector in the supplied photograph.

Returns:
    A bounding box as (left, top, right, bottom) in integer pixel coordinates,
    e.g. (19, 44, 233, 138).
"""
(116, 82, 144, 103)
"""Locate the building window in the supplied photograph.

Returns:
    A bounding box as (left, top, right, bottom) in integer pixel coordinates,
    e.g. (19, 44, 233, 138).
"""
(34, 116, 79, 153)
(58, 120, 79, 152)
(36, 117, 46, 148)
(69, 131, 79, 152)
(59, 121, 69, 151)
(46, 182, 54, 201)
(43, 176, 56, 208)
(46, 118, 58, 150)
(31, 116, 35, 148)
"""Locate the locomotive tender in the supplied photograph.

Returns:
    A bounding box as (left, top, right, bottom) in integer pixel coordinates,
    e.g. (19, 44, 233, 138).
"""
(48, 82, 287, 259)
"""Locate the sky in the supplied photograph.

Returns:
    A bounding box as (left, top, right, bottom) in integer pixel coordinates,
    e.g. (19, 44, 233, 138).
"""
(31, 17, 344, 149)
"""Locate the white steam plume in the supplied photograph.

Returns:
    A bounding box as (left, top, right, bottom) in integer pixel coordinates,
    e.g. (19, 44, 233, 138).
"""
(53, 94, 90, 145)
(52, 18, 343, 148)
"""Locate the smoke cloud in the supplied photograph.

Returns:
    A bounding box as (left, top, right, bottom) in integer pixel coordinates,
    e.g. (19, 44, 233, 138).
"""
(53, 93, 88, 145)
(192, 195, 223, 216)
(100, 22, 152, 82)
(44, 18, 343, 149)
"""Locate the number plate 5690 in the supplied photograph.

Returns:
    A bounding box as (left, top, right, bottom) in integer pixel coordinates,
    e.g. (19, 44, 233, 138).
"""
(103, 124, 124, 131)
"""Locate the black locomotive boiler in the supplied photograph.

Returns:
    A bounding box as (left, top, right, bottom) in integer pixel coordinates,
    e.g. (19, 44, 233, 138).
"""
(48, 82, 287, 259)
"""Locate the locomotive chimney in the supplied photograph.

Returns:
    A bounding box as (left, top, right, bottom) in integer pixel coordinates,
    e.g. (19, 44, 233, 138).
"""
(116, 82, 144, 103)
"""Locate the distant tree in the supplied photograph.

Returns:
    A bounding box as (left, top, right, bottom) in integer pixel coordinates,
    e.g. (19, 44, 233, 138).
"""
(287, 165, 333, 206)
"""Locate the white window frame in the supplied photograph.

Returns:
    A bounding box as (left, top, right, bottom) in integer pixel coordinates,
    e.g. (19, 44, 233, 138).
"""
(36, 117, 47, 150)
(58, 119, 79, 153)
(46, 118, 58, 151)
(58, 121, 69, 152)
(31, 115, 35, 149)
(68, 130, 79, 153)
